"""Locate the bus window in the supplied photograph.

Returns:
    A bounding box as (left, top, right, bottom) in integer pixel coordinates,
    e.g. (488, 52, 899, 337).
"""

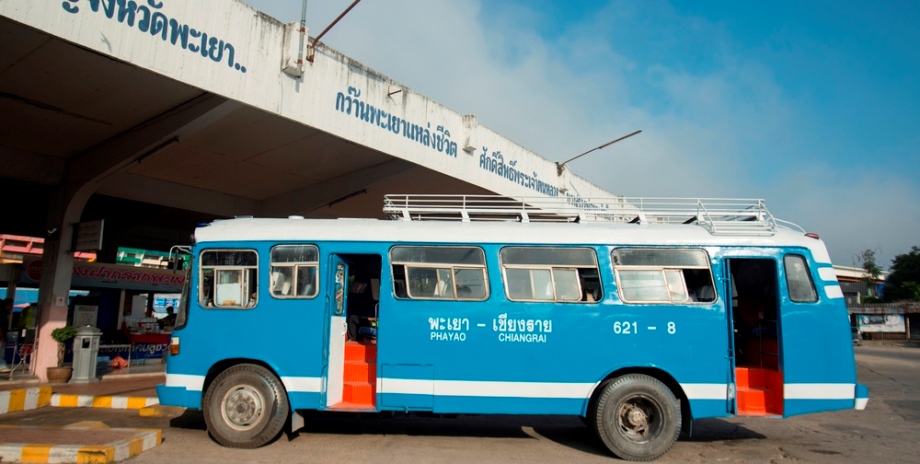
(270, 245, 319, 299)
(612, 248, 713, 304)
(406, 267, 442, 297)
(199, 268, 214, 307)
(455, 268, 486, 299)
(505, 268, 548, 299)
(199, 249, 258, 309)
(434, 268, 454, 297)
(784, 254, 817, 302)
(175, 264, 190, 328)
(390, 246, 488, 300)
(500, 247, 599, 302)
(554, 268, 581, 301)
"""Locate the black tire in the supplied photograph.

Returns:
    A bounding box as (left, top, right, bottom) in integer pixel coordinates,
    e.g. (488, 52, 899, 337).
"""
(203, 364, 290, 448)
(593, 374, 681, 462)
(584, 382, 606, 432)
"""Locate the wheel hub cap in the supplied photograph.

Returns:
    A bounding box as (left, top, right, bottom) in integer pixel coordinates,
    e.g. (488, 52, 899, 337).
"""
(623, 404, 649, 432)
(223, 385, 264, 430)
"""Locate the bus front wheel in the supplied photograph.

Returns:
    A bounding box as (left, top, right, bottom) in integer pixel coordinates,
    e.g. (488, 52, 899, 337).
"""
(593, 374, 681, 461)
(203, 364, 290, 448)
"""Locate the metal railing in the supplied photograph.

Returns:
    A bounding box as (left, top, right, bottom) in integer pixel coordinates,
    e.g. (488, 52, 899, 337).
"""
(382, 194, 801, 236)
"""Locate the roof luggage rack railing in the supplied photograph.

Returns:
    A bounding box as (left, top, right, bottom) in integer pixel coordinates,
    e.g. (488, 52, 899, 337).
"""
(383, 194, 799, 236)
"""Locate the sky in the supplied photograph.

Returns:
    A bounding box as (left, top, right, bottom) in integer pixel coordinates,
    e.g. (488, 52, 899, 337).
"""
(243, 0, 920, 271)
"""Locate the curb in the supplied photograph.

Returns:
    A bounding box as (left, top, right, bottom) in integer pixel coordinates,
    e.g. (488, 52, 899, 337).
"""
(0, 386, 52, 415)
(0, 423, 161, 463)
(138, 405, 185, 417)
(2, 388, 160, 416)
(50, 394, 159, 410)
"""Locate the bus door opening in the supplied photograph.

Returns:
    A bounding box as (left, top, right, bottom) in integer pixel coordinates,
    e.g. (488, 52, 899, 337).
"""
(726, 258, 783, 416)
(324, 253, 381, 410)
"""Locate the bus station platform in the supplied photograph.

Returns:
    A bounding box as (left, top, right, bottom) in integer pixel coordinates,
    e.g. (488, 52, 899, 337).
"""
(0, 368, 169, 463)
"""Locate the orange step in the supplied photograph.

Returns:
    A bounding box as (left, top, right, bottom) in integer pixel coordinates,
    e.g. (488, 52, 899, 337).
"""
(345, 340, 377, 362)
(764, 368, 784, 415)
(735, 367, 764, 388)
(737, 387, 768, 414)
(343, 381, 376, 404)
(342, 340, 377, 406)
(344, 360, 376, 383)
(735, 367, 783, 416)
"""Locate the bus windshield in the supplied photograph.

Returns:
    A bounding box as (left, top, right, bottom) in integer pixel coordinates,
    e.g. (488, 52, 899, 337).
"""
(174, 265, 191, 329)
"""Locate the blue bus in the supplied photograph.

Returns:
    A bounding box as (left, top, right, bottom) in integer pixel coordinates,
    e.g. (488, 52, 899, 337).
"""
(156, 195, 868, 460)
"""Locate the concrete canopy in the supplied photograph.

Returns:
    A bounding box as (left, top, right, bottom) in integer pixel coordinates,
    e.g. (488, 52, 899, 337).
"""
(0, 0, 612, 380)
(0, 15, 486, 246)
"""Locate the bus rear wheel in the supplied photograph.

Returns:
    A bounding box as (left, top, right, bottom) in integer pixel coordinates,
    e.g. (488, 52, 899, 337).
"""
(203, 364, 289, 448)
(593, 374, 681, 462)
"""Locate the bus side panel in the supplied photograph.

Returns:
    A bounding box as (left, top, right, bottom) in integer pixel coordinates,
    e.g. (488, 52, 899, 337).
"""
(376, 299, 732, 417)
(688, 400, 732, 419)
(162, 301, 328, 412)
(379, 364, 434, 410)
(589, 252, 733, 422)
(375, 245, 733, 419)
(160, 242, 327, 412)
(156, 377, 203, 410)
(621, 301, 732, 421)
(286, 386, 324, 411)
(428, 396, 588, 415)
(376, 242, 597, 415)
(780, 252, 859, 417)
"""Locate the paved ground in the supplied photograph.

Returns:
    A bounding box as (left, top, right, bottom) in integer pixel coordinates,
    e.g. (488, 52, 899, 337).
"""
(1, 340, 917, 463)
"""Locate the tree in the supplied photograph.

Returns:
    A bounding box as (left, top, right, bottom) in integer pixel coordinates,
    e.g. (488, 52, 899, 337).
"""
(858, 249, 883, 302)
(860, 249, 882, 282)
(883, 246, 920, 302)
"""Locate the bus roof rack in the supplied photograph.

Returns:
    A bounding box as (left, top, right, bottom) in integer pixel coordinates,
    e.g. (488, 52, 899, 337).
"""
(382, 194, 803, 236)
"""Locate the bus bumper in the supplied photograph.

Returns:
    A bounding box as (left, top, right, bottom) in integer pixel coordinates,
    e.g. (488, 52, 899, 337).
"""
(156, 384, 200, 410)
(855, 383, 869, 410)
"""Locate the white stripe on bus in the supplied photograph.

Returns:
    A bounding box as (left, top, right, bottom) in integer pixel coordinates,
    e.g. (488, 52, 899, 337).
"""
(375, 379, 597, 398)
(283, 377, 323, 393)
(165, 374, 205, 391)
(855, 398, 868, 410)
(171, 375, 858, 403)
(818, 267, 838, 282)
(784, 383, 854, 400)
(824, 285, 844, 299)
(680, 383, 728, 400)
